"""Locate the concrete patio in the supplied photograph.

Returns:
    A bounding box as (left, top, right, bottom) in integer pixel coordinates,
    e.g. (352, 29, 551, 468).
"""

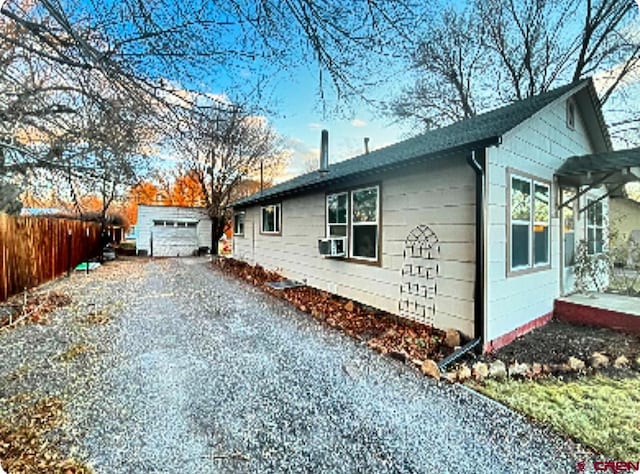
(555, 293, 640, 333)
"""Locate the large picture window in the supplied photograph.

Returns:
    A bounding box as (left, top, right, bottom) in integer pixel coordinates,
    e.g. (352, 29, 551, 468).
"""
(587, 199, 605, 255)
(351, 186, 379, 260)
(509, 173, 550, 273)
(261, 204, 281, 234)
(325, 185, 380, 263)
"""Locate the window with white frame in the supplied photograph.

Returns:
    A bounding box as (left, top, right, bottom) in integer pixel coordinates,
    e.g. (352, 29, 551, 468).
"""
(533, 182, 550, 265)
(566, 99, 576, 130)
(261, 204, 281, 234)
(233, 212, 245, 236)
(586, 199, 605, 255)
(351, 186, 379, 260)
(326, 192, 347, 237)
(509, 174, 550, 272)
(325, 185, 380, 262)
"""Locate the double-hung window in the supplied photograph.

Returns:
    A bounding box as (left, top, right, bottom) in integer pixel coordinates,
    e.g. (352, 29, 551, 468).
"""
(509, 173, 550, 273)
(261, 204, 281, 234)
(351, 186, 379, 260)
(586, 199, 605, 255)
(325, 185, 380, 262)
(327, 193, 347, 237)
(233, 212, 245, 236)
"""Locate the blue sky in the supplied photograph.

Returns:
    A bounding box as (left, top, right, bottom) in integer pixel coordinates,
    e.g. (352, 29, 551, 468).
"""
(269, 68, 411, 179)
(86, 0, 637, 180)
(219, 60, 414, 181)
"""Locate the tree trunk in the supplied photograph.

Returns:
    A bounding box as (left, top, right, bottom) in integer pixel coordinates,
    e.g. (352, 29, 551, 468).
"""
(210, 215, 226, 255)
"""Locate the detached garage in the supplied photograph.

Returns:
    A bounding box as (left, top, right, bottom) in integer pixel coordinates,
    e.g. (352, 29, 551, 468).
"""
(137, 205, 212, 257)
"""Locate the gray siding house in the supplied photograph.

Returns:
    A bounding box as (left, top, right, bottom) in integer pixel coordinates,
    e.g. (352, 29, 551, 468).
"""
(231, 79, 639, 352)
(137, 205, 212, 257)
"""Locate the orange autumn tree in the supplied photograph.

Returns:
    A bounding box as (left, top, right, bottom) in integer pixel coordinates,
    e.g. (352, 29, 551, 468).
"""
(167, 169, 207, 207)
(123, 181, 162, 225)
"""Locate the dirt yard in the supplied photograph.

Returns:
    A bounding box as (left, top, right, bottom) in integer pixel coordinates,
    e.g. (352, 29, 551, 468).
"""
(483, 320, 640, 371)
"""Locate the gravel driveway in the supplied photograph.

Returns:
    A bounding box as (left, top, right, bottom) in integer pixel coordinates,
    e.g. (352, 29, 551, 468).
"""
(0, 258, 594, 473)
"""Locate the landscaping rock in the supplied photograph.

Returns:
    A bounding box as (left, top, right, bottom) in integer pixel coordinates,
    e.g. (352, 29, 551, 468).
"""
(344, 300, 355, 312)
(530, 363, 544, 377)
(456, 364, 472, 382)
(590, 352, 609, 369)
(442, 372, 457, 384)
(420, 359, 441, 380)
(568, 356, 585, 372)
(508, 362, 529, 378)
(549, 363, 571, 374)
(488, 361, 507, 380)
(444, 329, 461, 348)
(472, 362, 489, 381)
(613, 355, 629, 369)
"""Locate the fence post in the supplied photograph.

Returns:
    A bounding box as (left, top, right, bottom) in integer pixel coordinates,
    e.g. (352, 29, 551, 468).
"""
(86, 227, 90, 274)
(67, 228, 72, 277)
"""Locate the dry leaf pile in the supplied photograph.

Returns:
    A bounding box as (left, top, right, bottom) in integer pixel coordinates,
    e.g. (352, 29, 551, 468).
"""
(215, 258, 449, 362)
(0, 395, 92, 474)
(0, 292, 72, 329)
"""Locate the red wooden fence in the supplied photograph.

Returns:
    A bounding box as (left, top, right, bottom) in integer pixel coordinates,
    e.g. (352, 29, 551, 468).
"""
(0, 213, 102, 302)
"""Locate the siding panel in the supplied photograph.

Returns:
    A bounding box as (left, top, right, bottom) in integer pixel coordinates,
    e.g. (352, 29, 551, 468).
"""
(234, 156, 478, 337)
(485, 95, 606, 343)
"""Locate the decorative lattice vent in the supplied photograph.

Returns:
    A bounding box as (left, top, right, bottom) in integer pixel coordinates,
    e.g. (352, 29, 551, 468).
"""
(399, 225, 440, 325)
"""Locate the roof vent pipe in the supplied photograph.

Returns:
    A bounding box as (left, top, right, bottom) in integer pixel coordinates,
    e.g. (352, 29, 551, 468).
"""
(319, 129, 329, 173)
(364, 137, 370, 154)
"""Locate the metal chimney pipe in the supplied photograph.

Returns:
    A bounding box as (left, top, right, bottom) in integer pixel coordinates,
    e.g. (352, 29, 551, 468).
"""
(319, 129, 329, 173)
(364, 137, 370, 154)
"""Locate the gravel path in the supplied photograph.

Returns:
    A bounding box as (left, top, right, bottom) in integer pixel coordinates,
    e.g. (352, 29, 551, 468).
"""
(0, 257, 595, 473)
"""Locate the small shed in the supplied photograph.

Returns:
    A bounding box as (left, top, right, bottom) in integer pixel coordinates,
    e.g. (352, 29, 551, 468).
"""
(136, 205, 212, 257)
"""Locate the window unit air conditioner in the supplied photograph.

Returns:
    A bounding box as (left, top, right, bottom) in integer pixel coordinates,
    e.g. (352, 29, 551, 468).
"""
(318, 237, 346, 257)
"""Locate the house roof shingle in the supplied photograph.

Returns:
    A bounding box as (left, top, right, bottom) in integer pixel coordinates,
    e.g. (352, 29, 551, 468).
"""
(234, 79, 590, 208)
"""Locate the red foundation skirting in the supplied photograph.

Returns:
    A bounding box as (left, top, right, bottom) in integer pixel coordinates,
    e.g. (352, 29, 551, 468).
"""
(483, 312, 553, 353)
(554, 299, 640, 334)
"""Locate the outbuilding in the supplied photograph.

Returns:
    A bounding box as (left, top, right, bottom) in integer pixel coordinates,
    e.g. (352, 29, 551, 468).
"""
(231, 78, 640, 352)
(136, 205, 212, 257)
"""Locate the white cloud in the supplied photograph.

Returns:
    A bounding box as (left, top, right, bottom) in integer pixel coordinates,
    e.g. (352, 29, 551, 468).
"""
(279, 138, 321, 180)
(308, 122, 323, 129)
(351, 119, 367, 127)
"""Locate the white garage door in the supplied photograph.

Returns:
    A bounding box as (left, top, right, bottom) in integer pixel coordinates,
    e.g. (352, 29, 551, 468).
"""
(152, 223, 198, 257)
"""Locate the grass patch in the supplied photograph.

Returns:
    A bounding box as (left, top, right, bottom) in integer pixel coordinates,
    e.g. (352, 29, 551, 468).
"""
(472, 375, 640, 459)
